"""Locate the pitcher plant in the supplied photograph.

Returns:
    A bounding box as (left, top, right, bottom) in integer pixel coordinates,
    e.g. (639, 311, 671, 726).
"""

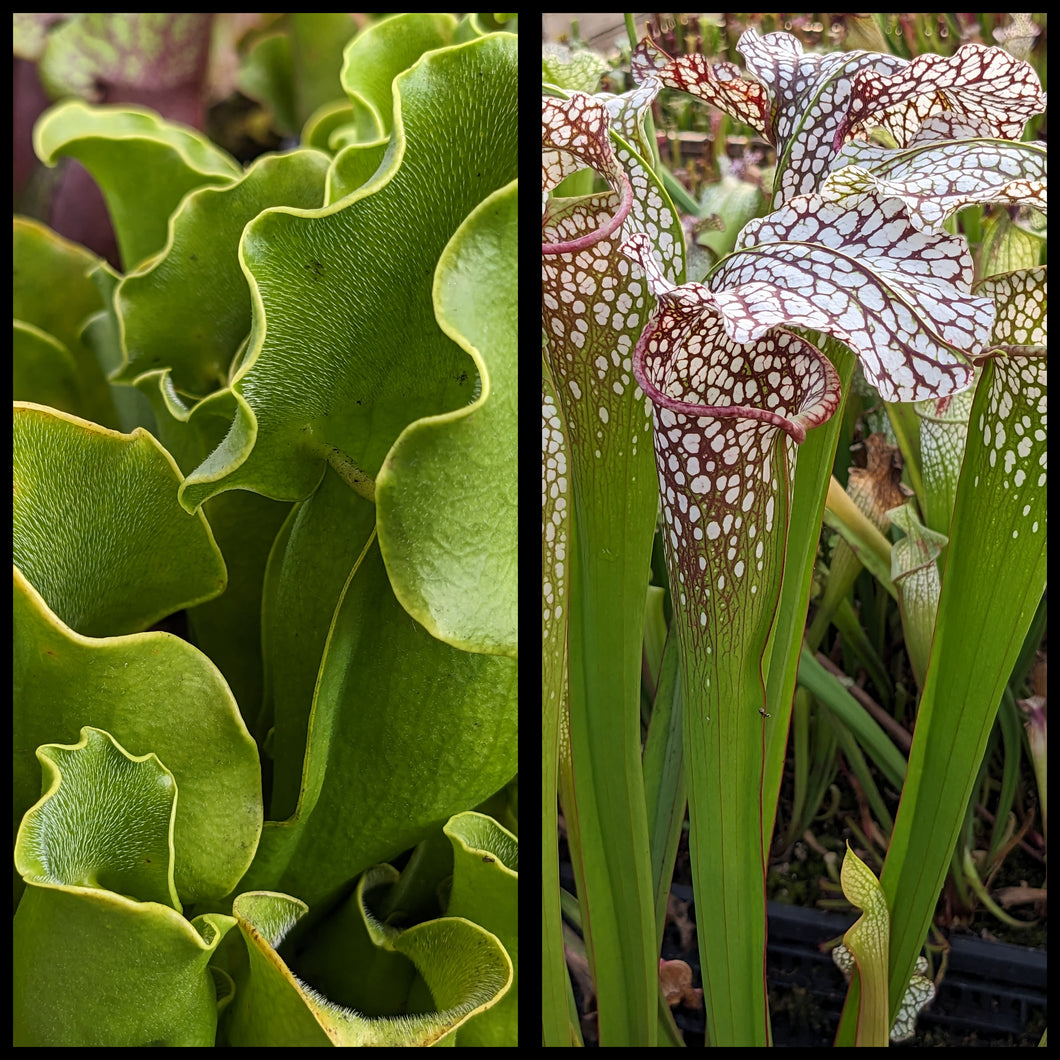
(543, 18, 1045, 1047)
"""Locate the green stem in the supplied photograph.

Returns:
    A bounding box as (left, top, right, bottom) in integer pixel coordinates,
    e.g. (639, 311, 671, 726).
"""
(566, 480, 660, 1046)
(682, 632, 771, 1045)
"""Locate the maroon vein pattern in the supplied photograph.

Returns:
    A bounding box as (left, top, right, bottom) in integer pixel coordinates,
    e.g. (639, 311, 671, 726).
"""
(834, 43, 1048, 151)
(632, 32, 909, 207)
(542, 87, 683, 476)
(711, 190, 994, 403)
(734, 30, 908, 206)
(542, 94, 633, 255)
(631, 37, 772, 138)
(824, 139, 1047, 232)
(622, 232, 840, 664)
(542, 93, 622, 195)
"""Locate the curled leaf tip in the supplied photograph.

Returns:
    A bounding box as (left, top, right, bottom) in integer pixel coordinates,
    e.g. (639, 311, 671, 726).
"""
(620, 231, 842, 444)
(541, 92, 633, 255)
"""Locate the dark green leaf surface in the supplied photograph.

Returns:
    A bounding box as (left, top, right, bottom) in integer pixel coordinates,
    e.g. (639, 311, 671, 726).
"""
(377, 179, 517, 656)
(242, 538, 517, 907)
(179, 34, 518, 510)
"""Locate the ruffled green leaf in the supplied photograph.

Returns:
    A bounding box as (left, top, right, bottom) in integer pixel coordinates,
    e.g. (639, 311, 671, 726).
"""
(81, 256, 161, 434)
(13, 568, 262, 905)
(286, 13, 363, 135)
(13, 321, 82, 416)
(301, 98, 368, 153)
(116, 371, 293, 724)
(13, 726, 235, 1046)
(221, 884, 512, 1047)
(377, 179, 517, 656)
(13, 402, 226, 637)
(114, 147, 331, 395)
(338, 13, 456, 140)
(270, 866, 418, 1025)
(33, 100, 241, 270)
(444, 812, 518, 1046)
(17, 889, 234, 1047)
(16, 726, 179, 908)
(457, 12, 517, 39)
(261, 467, 377, 819)
(179, 33, 517, 511)
(14, 886, 233, 1046)
(252, 814, 516, 1046)
(236, 30, 299, 137)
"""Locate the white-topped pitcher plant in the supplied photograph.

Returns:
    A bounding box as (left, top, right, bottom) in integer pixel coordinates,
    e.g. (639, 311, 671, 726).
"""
(543, 19, 1045, 1047)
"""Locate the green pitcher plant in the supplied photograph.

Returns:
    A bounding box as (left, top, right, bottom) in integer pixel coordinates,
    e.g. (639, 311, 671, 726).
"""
(542, 23, 1045, 1046)
(15, 13, 517, 1046)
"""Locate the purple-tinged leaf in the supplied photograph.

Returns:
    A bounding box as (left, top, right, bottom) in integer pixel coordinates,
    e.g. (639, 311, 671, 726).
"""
(734, 30, 906, 206)
(542, 93, 632, 253)
(542, 85, 683, 425)
(622, 230, 840, 615)
(631, 36, 772, 139)
(709, 192, 994, 403)
(834, 43, 1047, 152)
(542, 86, 684, 1046)
(632, 32, 907, 207)
(622, 233, 840, 444)
(824, 138, 1047, 232)
(621, 229, 841, 1046)
(36, 13, 215, 128)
